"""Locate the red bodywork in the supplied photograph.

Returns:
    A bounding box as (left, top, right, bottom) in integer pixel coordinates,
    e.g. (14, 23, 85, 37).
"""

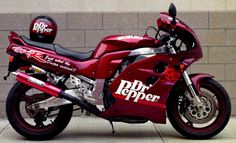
(6, 12, 203, 123)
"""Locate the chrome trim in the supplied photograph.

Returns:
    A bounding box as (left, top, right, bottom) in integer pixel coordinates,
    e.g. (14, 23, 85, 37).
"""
(27, 90, 81, 110)
(30, 65, 46, 74)
(27, 98, 69, 110)
(70, 74, 95, 85)
(92, 79, 105, 105)
(133, 54, 155, 63)
(28, 77, 45, 86)
(129, 47, 155, 56)
(182, 71, 192, 86)
(182, 72, 201, 104)
(11, 72, 17, 76)
(77, 75, 95, 85)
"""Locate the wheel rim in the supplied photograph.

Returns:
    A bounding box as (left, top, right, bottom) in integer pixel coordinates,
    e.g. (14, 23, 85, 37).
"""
(174, 82, 226, 131)
(13, 85, 60, 131)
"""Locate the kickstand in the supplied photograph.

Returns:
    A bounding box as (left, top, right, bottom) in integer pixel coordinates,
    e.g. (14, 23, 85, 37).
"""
(109, 120, 115, 133)
(3, 71, 10, 80)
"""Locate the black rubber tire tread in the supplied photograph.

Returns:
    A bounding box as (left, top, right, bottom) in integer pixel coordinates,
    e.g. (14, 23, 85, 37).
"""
(6, 75, 73, 140)
(167, 78, 231, 139)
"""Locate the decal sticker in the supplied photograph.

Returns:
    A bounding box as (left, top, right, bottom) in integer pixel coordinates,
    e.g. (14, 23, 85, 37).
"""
(117, 35, 143, 40)
(12, 46, 46, 63)
(11, 46, 76, 72)
(28, 77, 45, 86)
(32, 22, 53, 33)
(115, 80, 160, 103)
(44, 56, 76, 72)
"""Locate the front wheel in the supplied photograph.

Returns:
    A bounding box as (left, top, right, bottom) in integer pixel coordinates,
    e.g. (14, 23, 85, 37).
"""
(167, 78, 231, 139)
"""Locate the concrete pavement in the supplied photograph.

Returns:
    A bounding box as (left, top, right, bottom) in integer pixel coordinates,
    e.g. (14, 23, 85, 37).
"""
(0, 116, 236, 143)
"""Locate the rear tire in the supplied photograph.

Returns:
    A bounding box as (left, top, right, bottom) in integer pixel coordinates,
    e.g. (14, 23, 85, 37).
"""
(167, 78, 231, 139)
(6, 80, 73, 140)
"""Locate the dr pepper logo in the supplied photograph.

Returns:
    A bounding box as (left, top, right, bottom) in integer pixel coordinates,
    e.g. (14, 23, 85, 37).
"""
(32, 22, 53, 33)
(12, 46, 46, 63)
(115, 80, 160, 103)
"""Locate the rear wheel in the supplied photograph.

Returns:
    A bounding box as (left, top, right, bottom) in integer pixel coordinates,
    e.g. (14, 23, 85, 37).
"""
(6, 78, 73, 140)
(167, 78, 231, 139)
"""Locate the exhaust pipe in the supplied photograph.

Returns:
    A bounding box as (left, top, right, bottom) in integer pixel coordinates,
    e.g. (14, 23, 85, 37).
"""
(12, 72, 61, 97)
(12, 72, 100, 115)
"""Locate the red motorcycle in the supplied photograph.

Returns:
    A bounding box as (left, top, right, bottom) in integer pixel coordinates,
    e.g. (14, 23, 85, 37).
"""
(4, 4, 231, 140)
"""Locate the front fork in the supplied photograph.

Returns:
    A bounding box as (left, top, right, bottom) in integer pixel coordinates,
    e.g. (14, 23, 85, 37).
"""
(168, 38, 203, 107)
(182, 71, 203, 107)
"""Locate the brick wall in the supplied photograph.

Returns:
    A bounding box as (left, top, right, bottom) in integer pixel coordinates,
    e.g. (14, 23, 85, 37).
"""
(0, 12, 235, 117)
(0, 0, 235, 13)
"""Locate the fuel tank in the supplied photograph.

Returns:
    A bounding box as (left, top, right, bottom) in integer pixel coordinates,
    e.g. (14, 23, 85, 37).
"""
(93, 35, 156, 58)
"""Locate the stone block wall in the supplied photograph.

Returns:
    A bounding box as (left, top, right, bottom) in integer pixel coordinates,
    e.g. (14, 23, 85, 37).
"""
(0, 12, 235, 117)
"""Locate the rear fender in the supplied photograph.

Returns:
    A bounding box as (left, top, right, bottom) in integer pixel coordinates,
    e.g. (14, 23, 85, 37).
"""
(189, 73, 214, 92)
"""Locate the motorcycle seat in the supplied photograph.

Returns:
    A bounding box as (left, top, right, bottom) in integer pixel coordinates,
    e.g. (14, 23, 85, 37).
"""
(21, 35, 93, 61)
(54, 44, 94, 61)
(21, 35, 55, 51)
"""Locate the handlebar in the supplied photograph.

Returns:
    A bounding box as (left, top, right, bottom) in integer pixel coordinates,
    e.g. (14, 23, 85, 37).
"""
(154, 32, 178, 54)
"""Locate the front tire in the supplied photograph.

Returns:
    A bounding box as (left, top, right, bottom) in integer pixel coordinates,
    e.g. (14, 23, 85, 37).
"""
(167, 78, 231, 139)
(6, 81, 73, 140)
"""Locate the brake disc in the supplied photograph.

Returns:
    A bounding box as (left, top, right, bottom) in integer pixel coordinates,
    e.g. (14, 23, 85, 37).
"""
(183, 90, 217, 124)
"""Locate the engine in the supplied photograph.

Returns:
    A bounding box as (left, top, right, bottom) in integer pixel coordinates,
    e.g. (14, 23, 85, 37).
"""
(64, 75, 105, 107)
(65, 75, 96, 104)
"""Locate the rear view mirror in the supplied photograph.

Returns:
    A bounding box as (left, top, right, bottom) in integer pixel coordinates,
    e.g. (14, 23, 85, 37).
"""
(168, 3, 177, 18)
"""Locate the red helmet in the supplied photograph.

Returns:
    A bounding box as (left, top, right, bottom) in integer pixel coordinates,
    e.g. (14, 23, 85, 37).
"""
(29, 15, 57, 43)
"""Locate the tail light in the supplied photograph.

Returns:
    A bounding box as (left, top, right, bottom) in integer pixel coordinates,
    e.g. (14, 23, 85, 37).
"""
(9, 56, 14, 62)
(19, 66, 30, 71)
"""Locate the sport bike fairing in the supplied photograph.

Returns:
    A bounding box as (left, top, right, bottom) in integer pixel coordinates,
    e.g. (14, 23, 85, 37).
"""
(101, 48, 198, 123)
(6, 27, 201, 123)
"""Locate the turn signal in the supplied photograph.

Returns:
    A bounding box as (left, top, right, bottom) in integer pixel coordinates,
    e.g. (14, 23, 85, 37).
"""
(179, 63, 186, 70)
